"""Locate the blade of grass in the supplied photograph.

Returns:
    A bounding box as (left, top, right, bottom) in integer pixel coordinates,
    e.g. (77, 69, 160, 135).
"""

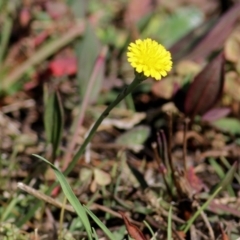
(182, 186, 222, 233)
(43, 87, 64, 161)
(0, 15, 12, 65)
(1, 195, 19, 221)
(182, 159, 236, 233)
(32, 154, 93, 240)
(58, 196, 67, 240)
(92, 227, 99, 240)
(220, 156, 240, 184)
(167, 206, 173, 240)
(209, 158, 235, 197)
(84, 206, 115, 240)
(144, 220, 156, 240)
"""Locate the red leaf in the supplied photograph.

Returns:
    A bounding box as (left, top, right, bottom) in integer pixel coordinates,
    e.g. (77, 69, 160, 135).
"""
(119, 211, 147, 240)
(19, 8, 31, 27)
(33, 31, 49, 47)
(49, 57, 77, 77)
(186, 166, 205, 194)
(184, 52, 225, 118)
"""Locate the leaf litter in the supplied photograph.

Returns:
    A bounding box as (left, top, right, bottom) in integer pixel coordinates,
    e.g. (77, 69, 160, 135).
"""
(1, 0, 240, 240)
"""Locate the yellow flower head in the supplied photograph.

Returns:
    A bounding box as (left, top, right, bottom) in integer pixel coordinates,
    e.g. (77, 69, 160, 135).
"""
(127, 38, 172, 80)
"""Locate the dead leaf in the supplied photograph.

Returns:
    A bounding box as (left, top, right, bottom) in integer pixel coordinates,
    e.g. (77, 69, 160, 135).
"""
(225, 31, 240, 63)
(175, 60, 201, 76)
(101, 112, 146, 130)
(119, 211, 147, 240)
(224, 71, 240, 101)
(151, 77, 175, 99)
(93, 168, 111, 186)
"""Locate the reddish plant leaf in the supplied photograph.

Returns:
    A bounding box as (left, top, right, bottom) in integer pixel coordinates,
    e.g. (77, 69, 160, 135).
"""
(119, 211, 147, 240)
(186, 166, 205, 194)
(219, 225, 229, 240)
(202, 107, 231, 122)
(124, 0, 153, 26)
(49, 57, 77, 77)
(184, 52, 225, 118)
(19, 8, 31, 27)
(33, 30, 50, 47)
(45, 2, 68, 20)
(186, 3, 240, 61)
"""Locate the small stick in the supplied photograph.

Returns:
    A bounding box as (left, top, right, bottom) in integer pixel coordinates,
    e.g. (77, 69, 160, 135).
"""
(195, 202, 215, 240)
(183, 118, 190, 172)
(158, 130, 170, 173)
(152, 142, 172, 197)
(166, 112, 180, 193)
(17, 182, 141, 226)
(166, 112, 174, 173)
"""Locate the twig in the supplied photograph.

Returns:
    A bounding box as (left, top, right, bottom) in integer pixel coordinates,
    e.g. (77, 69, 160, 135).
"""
(183, 118, 190, 172)
(196, 201, 215, 240)
(158, 130, 170, 173)
(152, 142, 172, 198)
(166, 112, 179, 195)
(166, 112, 174, 173)
(17, 182, 141, 226)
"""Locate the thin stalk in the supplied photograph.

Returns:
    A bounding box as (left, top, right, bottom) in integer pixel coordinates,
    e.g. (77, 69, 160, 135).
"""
(183, 118, 190, 172)
(166, 112, 174, 173)
(152, 142, 172, 198)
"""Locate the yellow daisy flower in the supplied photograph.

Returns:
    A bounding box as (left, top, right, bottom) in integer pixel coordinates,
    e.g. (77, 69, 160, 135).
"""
(127, 38, 172, 80)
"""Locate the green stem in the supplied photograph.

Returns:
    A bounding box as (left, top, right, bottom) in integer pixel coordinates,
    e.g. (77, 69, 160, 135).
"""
(64, 75, 142, 176)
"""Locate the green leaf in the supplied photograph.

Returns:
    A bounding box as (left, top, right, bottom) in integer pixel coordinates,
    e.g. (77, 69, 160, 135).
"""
(143, 6, 203, 47)
(167, 206, 172, 240)
(211, 117, 240, 134)
(116, 125, 151, 146)
(75, 22, 102, 102)
(214, 161, 237, 192)
(209, 158, 235, 197)
(32, 154, 93, 240)
(43, 86, 64, 160)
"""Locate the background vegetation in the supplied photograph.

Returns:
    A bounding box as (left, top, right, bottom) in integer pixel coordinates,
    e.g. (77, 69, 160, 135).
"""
(0, 0, 240, 239)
